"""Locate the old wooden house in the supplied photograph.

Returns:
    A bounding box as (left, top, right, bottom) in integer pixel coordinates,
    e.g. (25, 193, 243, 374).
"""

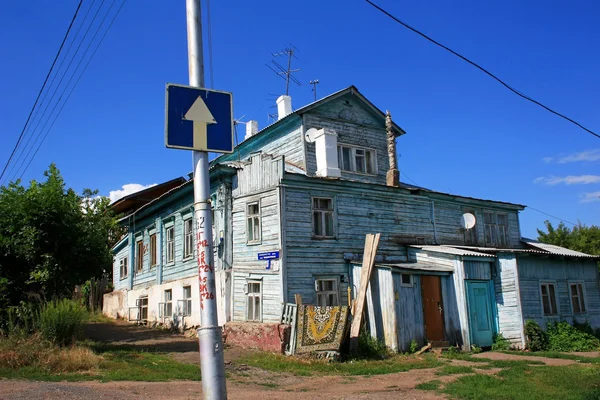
(103, 86, 600, 352)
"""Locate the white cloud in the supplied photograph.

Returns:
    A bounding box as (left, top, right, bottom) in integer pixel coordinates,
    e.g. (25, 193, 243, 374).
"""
(581, 191, 600, 203)
(533, 175, 600, 186)
(109, 183, 157, 203)
(543, 149, 600, 164)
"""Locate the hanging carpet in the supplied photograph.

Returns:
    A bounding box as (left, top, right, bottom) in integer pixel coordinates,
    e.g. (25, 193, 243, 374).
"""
(295, 305, 349, 354)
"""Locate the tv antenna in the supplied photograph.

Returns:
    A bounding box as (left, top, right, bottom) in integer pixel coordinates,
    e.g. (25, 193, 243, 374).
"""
(266, 45, 301, 95)
(309, 79, 320, 101)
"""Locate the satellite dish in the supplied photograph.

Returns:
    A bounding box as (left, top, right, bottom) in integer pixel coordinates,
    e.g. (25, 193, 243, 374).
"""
(461, 213, 476, 230)
(305, 128, 318, 143)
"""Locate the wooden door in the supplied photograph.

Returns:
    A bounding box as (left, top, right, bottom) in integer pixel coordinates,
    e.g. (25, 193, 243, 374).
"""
(466, 281, 494, 347)
(421, 275, 444, 341)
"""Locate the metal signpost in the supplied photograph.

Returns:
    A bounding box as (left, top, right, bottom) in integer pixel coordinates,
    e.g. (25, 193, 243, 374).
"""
(163, 1, 231, 398)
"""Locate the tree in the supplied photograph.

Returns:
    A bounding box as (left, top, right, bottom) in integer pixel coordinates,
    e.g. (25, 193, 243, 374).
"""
(0, 164, 118, 313)
(537, 221, 600, 256)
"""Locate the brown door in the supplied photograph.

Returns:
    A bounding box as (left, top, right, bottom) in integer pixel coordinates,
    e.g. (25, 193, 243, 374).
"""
(421, 275, 444, 341)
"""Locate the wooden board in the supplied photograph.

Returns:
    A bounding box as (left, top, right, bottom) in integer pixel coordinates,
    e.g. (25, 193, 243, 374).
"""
(349, 233, 381, 350)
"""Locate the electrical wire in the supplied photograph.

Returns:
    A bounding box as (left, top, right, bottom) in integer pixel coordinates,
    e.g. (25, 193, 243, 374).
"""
(18, 0, 128, 179)
(365, 0, 600, 140)
(526, 206, 578, 226)
(0, 0, 84, 184)
(5, 0, 104, 182)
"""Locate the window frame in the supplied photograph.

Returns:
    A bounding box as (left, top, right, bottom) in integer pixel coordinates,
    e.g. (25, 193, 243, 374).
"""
(337, 144, 377, 175)
(149, 233, 158, 267)
(312, 197, 335, 239)
(315, 277, 340, 306)
(160, 289, 173, 318)
(136, 239, 144, 272)
(569, 281, 587, 314)
(400, 273, 413, 288)
(180, 285, 192, 316)
(539, 281, 559, 316)
(165, 226, 175, 264)
(183, 218, 194, 260)
(119, 256, 128, 280)
(246, 201, 261, 244)
(496, 213, 509, 247)
(245, 280, 262, 322)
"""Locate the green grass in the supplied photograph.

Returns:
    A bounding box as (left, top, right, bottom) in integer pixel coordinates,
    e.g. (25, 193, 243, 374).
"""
(501, 350, 600, 364)
(442, 364, 600, 400)
(435, 365, 474, 376)
(237, 352, 442, 376)
(415, 380, 442, 391)
(98, 350, 200, 381)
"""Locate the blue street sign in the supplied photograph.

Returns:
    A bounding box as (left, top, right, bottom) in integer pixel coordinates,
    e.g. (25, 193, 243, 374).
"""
(258, 251, 280, 260)
(165, 84, 234, 153)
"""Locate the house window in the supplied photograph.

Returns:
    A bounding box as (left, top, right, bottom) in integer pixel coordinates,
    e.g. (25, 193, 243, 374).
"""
(337, 145, 376, 174)
(315, 278, 339, 306)
(312, 197, 334, 238)
(570, 283, 586, 314)
(497, 214, 508, 247)
(166, 226, 174, 264)
(136, 240, 144, 272)
(246, 281, 262, 321)
(183, 219, 193, 259)
(484, 212, 497, 246)
(119, 257, 128, 279)
(400, 274, 413, 287)
(149, 233, 158, 267)
(181, 286, 192, 316)
(246, 202, 261, 243)
(161, 289, 173, 318)
(540, 283, 558, 316)
(138, 297, 148, 321)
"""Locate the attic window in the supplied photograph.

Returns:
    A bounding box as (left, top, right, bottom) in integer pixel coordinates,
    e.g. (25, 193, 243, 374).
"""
(337, 144, 376, 175)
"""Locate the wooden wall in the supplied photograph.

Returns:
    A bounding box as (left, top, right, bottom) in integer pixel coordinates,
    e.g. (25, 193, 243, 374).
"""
(493, 254, 525, 347)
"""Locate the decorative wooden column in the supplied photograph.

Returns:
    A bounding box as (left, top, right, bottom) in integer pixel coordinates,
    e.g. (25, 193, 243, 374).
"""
(386, 110, 400, 187)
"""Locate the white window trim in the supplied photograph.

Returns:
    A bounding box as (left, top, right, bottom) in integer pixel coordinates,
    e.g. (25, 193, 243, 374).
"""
(568, 281, 587, 314)
(246, 201, 261, 245)
(245, 280, 263, 322)
(337, 143, 378, 175)
(312, 197, 336, 239)
(179, 286, 193, 317)
(119, 256, 128, 280)
(165, 226, 175, 265)
(183, 218, 194, 260)
(400, 273, 413, 288)
(314, 276, 340, 306)
(539, 281, 560, 316)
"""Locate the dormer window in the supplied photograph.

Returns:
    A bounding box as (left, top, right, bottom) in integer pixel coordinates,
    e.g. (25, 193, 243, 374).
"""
(337, 144, 376, 175)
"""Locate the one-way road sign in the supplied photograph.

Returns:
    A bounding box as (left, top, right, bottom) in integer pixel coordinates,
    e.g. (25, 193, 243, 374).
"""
(165, 84, 234, 153)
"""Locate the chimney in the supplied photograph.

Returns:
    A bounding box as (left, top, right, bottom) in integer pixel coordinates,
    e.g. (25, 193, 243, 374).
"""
(276, 95, 292, 120)
(244, 120, 258, 140)
(314, 128, 341, 178)
(385, 110, 400, 187)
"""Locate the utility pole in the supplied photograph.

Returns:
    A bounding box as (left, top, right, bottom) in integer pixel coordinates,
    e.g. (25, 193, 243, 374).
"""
(186, 0, 227, 398)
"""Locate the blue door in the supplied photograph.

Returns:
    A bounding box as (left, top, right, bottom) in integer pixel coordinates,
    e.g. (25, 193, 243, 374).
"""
(466, 281, 494, 347)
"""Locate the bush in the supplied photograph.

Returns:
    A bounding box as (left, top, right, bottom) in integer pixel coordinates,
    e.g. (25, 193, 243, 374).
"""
(546, 321, 600, 352)
(38, 299, 88, 346)
(525, 320, 548, 351)
(410, 339, 419, 354)
(491, 333, 512, 351)
(354, 329, 389, 360)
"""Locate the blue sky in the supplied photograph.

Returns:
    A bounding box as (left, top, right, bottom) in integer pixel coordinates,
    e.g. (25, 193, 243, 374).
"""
(1, 0, 599, 238)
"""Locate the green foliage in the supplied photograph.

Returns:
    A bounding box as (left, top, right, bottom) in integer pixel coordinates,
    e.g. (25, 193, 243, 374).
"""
(38, 299, 88, 347)
(491, 333, 512, 351)
(416, 380, 442, 391)
(537, 220, 600, 255)
(525, 320, 548, 351)
(546, 321, 600, 352)
(409, 339, 418, 354)
(354, 329, 389, 360)
(435, 365, 474, 376)
(0, 164, 119, 321)
(470, 344, 482, 354)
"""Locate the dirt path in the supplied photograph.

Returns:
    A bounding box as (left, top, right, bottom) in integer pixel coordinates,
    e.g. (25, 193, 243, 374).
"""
(471, 351, 576, 366)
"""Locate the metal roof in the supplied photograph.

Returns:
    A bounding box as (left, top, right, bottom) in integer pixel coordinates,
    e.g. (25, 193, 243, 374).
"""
(409, 245, 496, 258)
(379, 262, 454, 273)
(522, 239, 599, 259)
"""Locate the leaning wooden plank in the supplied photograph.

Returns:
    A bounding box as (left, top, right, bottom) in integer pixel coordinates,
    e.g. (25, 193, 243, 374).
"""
(349, 233, 381, 351)
(415, 343, 432, 356)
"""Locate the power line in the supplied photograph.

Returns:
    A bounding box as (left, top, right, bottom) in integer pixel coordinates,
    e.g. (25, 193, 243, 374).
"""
(526, 206, 578, 226)
(17, 0, 127, 178)
(5, 0, 104, 182)
(365, 0, 600, 140)
(0, 0, 84, 184)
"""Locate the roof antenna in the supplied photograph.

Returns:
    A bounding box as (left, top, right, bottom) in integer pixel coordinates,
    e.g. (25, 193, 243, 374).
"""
(309, 79, 320, 101)
(266, 45, 301, 95)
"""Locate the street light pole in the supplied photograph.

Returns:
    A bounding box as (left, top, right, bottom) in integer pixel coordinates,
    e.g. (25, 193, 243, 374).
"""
(186, 0, 227, 398)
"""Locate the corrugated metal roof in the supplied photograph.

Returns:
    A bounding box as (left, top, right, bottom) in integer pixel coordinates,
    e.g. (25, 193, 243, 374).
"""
(522, 239, 599, 258)
(380, 262, 454, 273)
(409, 245, 496, 258)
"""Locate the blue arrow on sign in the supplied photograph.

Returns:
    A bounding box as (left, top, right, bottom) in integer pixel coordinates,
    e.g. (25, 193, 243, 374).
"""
(165, 84, 234, 153)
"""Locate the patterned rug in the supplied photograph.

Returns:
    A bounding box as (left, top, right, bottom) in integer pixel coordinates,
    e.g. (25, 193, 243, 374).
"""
(295, 305, 349, 354)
